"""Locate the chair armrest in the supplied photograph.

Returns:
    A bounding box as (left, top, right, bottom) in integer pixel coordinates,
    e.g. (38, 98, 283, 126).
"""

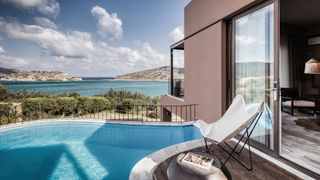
(281, 97, 292, 102)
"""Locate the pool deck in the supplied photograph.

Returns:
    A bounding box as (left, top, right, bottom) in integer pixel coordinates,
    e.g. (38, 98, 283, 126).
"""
(0, 119, 315, 180)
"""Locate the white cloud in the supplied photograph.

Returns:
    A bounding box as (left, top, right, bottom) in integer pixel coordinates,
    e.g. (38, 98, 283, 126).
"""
(0, 46, 5, 53)
(0, 36, 3, 40)
(2, 0, 60, 18)
(172, 50, 184, 68)
(236, 35, 257, 46)
(91, 6, 123, 40)
(0, 17, 94, 58)
(34, 17, 57, 29)
(168, 26, 184, 44)
(0, 55, 29, 67)
(98, 41, 108, 48)
(132, 40, 141, 46)
(0, 16, 172, 76)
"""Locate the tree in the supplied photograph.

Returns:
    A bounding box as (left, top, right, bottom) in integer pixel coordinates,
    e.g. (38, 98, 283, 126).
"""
(0, 83, 12, 101)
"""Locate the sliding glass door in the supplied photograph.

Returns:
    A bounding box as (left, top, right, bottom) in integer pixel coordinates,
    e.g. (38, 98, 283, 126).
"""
(233, 2, 277, 151)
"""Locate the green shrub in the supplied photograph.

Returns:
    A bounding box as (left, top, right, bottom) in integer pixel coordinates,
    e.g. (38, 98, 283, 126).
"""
(118, 99, 134, 113)
(57, 97, 78, 115)
(57, 97, 78, 104)
(134, 99, 148, 105)
(0, 103, 16, 125)
(77, 97, 94, 104)
(41, 98, 57, 113)
(69, 92, 81, 98)
(93, 94, 104, 97)
(105, 96, 115, 104)
(151, 96, 160, 105)
(56, 92, 68, 98)
(23, 98, 44, 105)
(122, 99, 134, 105)
(22, 98, 44, 119)
(0, 83, 12, 102)
(76, 97, 94, 115)
(91, 97, 110, 104)
(91, 97, 110, 112)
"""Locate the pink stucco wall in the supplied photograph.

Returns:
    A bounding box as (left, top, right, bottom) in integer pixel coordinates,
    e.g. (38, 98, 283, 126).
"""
(161, 21, 226, 123)
(184, 0, 263, 37)
(160, 0, 266, 123)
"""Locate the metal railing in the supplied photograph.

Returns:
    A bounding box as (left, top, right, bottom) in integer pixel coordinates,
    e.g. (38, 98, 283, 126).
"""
(0, 103, 198, 127)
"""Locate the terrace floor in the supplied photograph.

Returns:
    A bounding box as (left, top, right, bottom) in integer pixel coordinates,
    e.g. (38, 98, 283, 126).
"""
(153, 141, 306, 180)
(281, 108, 320, 175)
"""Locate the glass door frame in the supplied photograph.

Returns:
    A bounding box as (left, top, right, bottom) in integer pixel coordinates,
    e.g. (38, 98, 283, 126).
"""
(230, 1, 320, 178)
(229, 0, 280, 158)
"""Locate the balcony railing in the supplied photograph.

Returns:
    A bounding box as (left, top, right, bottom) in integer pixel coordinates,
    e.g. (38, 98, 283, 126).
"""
(0, 103, 197, 126)
(168, 78, 184, 99)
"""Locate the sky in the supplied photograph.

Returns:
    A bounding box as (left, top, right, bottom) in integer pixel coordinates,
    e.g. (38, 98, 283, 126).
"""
(0, 0, 189, 77)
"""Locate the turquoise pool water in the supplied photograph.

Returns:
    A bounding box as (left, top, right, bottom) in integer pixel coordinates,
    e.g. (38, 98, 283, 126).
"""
(0, 122, 202, 180)
(246, 103, 274, 131)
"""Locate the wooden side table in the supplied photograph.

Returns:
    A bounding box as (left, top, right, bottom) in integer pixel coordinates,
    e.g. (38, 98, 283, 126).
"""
(167, 151, 232, 180)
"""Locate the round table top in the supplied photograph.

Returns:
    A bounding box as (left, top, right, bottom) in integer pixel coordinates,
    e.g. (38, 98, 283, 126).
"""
(167, 151, 232, 180)
(176, 151, 222, 176)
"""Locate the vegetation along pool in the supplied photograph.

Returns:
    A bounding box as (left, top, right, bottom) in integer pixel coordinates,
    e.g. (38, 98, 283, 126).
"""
(0, 122, 202, 179)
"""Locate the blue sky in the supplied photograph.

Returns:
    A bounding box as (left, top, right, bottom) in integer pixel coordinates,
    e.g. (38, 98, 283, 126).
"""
(0, 0, 189, 77)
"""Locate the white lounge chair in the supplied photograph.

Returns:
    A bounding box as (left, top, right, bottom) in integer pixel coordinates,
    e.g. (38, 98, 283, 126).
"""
(195, 95, 264, 171)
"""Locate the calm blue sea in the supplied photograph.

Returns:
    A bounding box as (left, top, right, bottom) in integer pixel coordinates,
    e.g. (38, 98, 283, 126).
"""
(0, 77, 168, 97)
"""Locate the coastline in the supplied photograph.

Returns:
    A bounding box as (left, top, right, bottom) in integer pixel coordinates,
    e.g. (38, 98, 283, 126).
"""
(0, 79, 83, 82)
(0, 79, 168, 82)
(0, 80, 168, 98)
(112, 79, 169, 82)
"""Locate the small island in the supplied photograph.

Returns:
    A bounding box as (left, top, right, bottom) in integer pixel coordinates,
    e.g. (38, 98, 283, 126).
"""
(114, 66, 184, 81)
(0, 68, 82, 81)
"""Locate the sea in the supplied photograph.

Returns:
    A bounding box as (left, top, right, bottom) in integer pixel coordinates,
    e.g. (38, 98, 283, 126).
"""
(0, 77, 169, 97)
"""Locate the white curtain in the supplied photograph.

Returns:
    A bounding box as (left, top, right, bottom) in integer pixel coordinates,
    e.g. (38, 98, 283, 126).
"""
(235, 4, 274, 106)
(280, 33, 290, 87)
(235, 4, 274, 150)
(279, 32, 305, 96)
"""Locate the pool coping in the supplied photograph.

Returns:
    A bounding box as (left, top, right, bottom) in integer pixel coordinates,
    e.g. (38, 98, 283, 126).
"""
(129, 138, 205, 180)
(0, 118, 196, 131)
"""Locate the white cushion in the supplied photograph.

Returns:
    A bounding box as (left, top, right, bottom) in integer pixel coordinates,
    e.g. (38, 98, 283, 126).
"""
(282, 100, 315, 107)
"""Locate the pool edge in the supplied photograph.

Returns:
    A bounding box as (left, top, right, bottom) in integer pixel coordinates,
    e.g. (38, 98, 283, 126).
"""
(129, 138, 205, 180)
(0, 118, 196, 131)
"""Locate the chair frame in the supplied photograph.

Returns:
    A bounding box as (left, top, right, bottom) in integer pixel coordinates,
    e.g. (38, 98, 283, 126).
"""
(281, 96, 315, 115)
(204, 112, 263, 171)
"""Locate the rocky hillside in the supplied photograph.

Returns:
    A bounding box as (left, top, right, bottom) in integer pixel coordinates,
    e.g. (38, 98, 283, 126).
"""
(0, 67, 20, 78)
(1, 70, 82, 81)
(114, 66, 184, 81)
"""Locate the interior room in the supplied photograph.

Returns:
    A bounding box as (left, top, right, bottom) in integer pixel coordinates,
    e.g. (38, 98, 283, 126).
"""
(280, 0, 320, 174)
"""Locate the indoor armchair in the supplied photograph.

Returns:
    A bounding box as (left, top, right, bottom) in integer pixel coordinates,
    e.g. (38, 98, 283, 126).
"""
(281, 87, 315, 115)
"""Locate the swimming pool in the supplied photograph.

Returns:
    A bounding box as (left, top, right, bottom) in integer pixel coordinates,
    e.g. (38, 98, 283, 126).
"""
(0, 122, 202, 180)
(246, 103, 274, 131)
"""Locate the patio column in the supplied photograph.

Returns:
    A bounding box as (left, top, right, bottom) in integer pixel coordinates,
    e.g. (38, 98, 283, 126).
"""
(171, 48, 174, 95)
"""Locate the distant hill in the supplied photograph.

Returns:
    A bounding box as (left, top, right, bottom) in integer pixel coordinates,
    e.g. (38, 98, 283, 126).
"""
(0, 67, 20, 78)
(0, 67, 82, 81)
(235, 62, 274, 78)
(114, 66, 184, 81)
